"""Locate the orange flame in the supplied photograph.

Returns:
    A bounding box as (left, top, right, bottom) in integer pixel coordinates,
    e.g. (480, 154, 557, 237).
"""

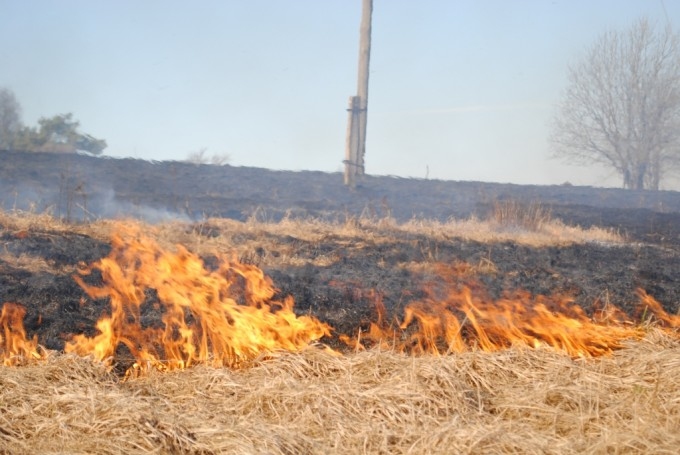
(3, 229, 679, 372)
(1, 302, 45, 366)
(635, 288, 680, 328)
(65, 225, 331, 373)
(343, 265, 679, 357)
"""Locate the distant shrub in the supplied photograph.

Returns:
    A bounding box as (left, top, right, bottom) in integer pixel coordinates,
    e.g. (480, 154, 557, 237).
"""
(185, 147, 230, 166)
(491, 199, 553, 232)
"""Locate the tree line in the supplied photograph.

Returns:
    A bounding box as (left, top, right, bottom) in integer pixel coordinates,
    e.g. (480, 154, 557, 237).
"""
(0, 88, 106, 155)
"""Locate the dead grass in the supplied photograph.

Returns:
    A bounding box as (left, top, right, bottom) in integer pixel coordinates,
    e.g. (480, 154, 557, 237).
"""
(0, 209, 69, 234)
(166, 212, 622, 264)
(399, 216, 622, 247)
(0, 206, 622, 251)
(1, 330, 679, 454)
(0, 206, 623, 278)
(0, 209, 675, 453)
(0, 208, 112, 242)
(490, 199, 553, 231)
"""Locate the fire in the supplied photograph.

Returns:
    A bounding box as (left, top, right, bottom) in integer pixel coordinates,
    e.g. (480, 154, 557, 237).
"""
(343, 264, 679, 357)
(0, 302, 45, 366)
(64, 225, 331, 373)
(635, 288, 680, 327)
(2, 226, 679, 374)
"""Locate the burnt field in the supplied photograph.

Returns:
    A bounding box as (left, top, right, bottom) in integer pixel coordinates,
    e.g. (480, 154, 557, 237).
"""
(2, 149, 680, 238)
(2, 213, 680, 357)
(1, 150, 679, 349)
(1, 151, 680, 453)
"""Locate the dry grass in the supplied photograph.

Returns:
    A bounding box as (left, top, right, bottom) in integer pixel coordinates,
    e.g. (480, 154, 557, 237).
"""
(0, 209, 69, 234)
(490, 199, 553, 231)
(0, 208, 111, 242)
(1, 330, 679, 454)
(0, 206, 622, 264)
(399, 216, 621, 247)
(0, 209, 657, 454)
(159, 212, 622, 268)
(0, 212, 620, 280)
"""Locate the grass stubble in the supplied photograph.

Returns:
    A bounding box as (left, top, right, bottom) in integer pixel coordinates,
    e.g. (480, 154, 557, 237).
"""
(1, 333, 679, 454)
(1, 208, 678, 454)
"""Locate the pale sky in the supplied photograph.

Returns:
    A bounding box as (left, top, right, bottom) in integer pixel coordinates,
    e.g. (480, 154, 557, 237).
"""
(1, 1, 679, 188)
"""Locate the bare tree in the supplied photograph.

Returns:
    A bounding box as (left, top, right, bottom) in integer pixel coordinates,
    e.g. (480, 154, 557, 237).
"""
(186, 147, 230, 166)
(551, 18, 680, 190)
(0, 87, 22, 150)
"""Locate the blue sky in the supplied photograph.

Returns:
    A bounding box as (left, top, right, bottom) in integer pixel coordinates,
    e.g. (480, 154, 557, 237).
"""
(1, 1, 678, 188)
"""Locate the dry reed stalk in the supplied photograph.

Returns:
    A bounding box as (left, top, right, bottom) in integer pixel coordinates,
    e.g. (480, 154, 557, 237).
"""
(2, 333, 679, 454)
(400, 217, 622, 247)
(0, 209, 623, 264)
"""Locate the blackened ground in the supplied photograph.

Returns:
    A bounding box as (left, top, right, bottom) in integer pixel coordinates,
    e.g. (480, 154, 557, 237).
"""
(2, 150, 680, 240)
(1, 218, 679, 354)
(264, 230, 680, 343)
(1, 150, 679, 353)
(0, 230, 111, 349)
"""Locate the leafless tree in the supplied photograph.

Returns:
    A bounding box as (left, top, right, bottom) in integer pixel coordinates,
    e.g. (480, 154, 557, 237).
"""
(186, 147, 230, 166)
(0, 87, 22, 150)
(551, 18, 680, 190)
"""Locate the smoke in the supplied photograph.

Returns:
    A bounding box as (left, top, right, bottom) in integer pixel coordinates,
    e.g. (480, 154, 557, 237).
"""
(0, 181, 191, 224)
(91, 188, 192, 223)
(0, 183, 59, 215)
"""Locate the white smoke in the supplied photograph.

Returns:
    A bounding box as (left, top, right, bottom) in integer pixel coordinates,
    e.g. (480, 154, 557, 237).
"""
(90, 188, 192, 223)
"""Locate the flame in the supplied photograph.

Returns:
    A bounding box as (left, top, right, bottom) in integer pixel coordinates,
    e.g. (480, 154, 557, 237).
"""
(344, 264, 679, 357)
(3, 227, 679, 373)
(64, 225, 331, 373)
(635, 288, 680, 327)
(1, 302, 45, 366)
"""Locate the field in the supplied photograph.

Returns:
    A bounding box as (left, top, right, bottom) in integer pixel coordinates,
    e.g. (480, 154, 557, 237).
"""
(1, 151, 680, 453)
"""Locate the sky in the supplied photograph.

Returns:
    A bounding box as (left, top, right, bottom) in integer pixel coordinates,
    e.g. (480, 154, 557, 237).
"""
(1, 0, 679, 188)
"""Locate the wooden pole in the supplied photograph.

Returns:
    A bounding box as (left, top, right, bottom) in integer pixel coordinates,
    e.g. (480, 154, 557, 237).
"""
(344, 0, 372, 187)
(344, 96, 361, 187)
(356, 0, 372, 176)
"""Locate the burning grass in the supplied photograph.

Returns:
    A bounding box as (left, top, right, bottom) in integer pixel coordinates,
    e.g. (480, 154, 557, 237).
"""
(1, 334, 680, 454)
(65, 224, 331, 374)
(1, 210, 678, 453)
(0, 221, 661, 371)
(0, 303, 44, 366)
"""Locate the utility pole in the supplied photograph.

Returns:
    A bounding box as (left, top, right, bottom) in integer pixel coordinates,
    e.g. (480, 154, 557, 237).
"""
(344, 0, 372, 188)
